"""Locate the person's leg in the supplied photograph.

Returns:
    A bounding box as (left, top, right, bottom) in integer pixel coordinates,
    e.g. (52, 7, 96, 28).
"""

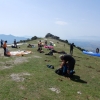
(68, 61, 75, 77)
(70, 49, 72, 55)
(71, 60, 75, 70)
(4, 48, 6, 56)
(72, 49, 73, 55)
(62, 65, 68, 75)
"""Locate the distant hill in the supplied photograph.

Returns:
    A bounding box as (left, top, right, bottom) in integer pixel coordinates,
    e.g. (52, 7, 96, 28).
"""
(0, 34, 29, 44)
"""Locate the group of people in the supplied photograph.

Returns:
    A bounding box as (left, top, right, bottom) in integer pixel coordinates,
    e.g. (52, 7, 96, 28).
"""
(0, 39, 77, 78)
(1, 39, 76, 77)
(0, 39, 18, 56)
(0, 40, 8, 56)
(36, 40, 76, 78)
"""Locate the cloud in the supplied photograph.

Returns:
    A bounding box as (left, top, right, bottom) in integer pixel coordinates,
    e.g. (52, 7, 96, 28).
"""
(55, 21, 67, 25)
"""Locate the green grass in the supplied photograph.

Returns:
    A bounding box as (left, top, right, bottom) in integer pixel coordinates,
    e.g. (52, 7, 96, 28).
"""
(0, 38, 100, 100)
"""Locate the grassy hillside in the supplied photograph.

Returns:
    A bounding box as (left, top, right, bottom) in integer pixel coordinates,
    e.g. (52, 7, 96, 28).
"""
(0, 38, 100, 100)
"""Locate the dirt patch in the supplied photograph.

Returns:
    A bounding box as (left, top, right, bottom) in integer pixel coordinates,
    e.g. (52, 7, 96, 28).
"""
(19, 85, 25, 90)
(33, 55, 42, 58)
(10, 74, 24, 82)
(0, 49, 4, 56)
(1, 66, 13, 69)
(0, 57, 29, 70)
(0, 62, 13, 69)
(49, 87, 60, 94)
(77, 91, 82, 95)
(0, 62, 5, 64)
(14, 57, 28, 64)
(10, 72, 31, 82)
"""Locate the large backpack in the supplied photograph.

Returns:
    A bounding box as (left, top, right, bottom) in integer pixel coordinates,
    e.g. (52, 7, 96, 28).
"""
(55, 68, 63, 75)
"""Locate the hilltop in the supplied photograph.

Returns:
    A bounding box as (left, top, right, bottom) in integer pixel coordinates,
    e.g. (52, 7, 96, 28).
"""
(0, 37, 100, 100)
(1, 33, 99, 52)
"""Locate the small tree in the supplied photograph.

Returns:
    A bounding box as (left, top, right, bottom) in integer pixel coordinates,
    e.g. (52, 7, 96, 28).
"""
(31, 36, 37, 40)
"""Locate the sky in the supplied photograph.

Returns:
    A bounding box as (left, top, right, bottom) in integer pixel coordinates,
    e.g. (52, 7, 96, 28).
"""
(0, 0, 100, 40)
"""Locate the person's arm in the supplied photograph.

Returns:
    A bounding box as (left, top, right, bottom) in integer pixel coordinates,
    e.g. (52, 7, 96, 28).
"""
(5, 43, 7, 48)
(60, 62, 63, 68)
(60, 61, 65, 68)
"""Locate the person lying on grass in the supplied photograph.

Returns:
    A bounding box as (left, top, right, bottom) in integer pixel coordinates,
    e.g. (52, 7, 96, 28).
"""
(27, 44, 34, 48)
(45, 49, 67, 56)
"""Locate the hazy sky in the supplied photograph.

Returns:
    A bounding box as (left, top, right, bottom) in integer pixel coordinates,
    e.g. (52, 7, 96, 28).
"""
(0, 0, 100, 39)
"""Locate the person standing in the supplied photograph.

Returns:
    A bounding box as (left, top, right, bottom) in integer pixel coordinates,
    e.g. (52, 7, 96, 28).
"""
(1, 39, 3, 47)
(70, 43, 74, 55)
(45, 40, 47, 46)
(3, 41, 7, 56)
(14, 39, 17, 48)
(96, 48, 99, 53)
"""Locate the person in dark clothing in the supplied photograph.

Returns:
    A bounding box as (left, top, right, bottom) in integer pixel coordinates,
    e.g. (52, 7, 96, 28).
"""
(96, 48, 99, 53)
(1, 39, 3, 47)
(60, 54, 75, 76)
(45, 49, 56, 55)
(70, 43, 74, 55)
(45, 49, 67, 55)
(14, 39, 17, 48)
(3, 41, 7, 56)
